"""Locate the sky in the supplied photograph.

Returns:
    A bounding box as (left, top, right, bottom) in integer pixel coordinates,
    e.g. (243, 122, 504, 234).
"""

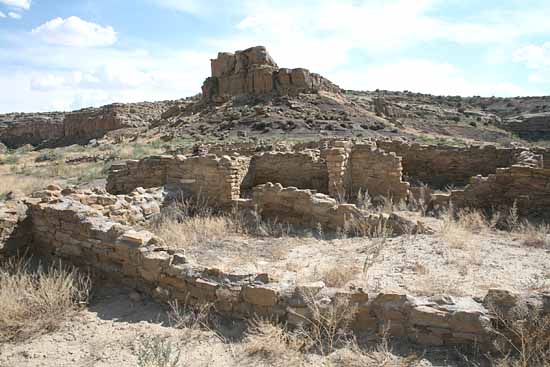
(1, 0, 550, 113)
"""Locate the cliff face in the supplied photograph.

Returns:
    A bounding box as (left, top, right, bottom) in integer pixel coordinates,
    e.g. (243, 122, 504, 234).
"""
(0, 113, 65, 148)
(202, 46, 341, 102)
(63, 102, 165, 141)
(0, 102, 168, 148)
(499, 112, 550, 140)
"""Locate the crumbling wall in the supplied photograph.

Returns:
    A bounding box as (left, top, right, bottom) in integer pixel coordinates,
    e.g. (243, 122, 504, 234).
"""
(250, 183, 418, 235)
(377, 140, 519, 188)
(107, 154, 249, 207)
(165, 155, 250, 206)
(106, 155, 173, 194)
(247, 151, 329, 193)
(25, 186, 546, 350)
(446, 165, 550, 219)
(0, 200, 30, 256)
(349, 144, 410, 201)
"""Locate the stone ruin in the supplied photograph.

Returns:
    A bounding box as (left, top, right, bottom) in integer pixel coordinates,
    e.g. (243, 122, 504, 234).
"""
(2, 139, 550, 350)
(201, 46, 342, 103)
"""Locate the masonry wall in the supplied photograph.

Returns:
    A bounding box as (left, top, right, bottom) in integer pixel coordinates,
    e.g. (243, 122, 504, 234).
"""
(24, 186, 523, 350)
(106, 155, 249, 207)
(247, 151, 329, 193)
(377, 141, 519, 188)
(250, 182, 418, 235)
(448, 165, 550, 220)
(0, 200, 30, 257)
(349, 144, 410, 201)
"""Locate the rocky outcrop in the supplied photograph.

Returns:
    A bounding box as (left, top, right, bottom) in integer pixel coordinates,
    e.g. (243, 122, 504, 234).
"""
(202, 46, 341, 102)
(0, 112, 65, 148)
(63, 102, 164, 142)
(500, 113, 550, 140)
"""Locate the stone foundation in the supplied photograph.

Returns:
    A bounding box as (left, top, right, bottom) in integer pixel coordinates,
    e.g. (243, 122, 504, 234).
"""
(442, 165, 550, 219)
(249, 183, 418, 235)
(14, 186, 547, 350)
(107, 154, 250, 207)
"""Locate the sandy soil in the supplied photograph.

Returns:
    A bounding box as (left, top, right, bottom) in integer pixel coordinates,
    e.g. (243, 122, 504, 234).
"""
(179, 217, 550, 297)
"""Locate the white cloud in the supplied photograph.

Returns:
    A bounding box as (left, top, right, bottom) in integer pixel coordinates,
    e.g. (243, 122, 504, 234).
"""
(0, 11, 6, 18)
(332, 59, 530, 97)
(513, 42, 550, 83)
(7, 11, 21, 19)
(514, 42, 550, 69)
(0, 44, 211, 112)
(31, 16, 117, 47)
(0, 0, 30, 10)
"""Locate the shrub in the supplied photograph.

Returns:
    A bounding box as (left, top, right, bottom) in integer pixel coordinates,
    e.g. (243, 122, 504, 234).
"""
(0, 257, 91, 342)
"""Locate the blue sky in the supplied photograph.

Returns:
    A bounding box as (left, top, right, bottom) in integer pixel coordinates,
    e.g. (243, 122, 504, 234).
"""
(1, 0, 550, 113)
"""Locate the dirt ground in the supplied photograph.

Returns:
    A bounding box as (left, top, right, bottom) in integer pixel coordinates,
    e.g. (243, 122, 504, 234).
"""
(173, 215, 550, 298)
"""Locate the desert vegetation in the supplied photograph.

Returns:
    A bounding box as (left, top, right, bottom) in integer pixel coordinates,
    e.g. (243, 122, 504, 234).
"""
(0, 257, 91, 343)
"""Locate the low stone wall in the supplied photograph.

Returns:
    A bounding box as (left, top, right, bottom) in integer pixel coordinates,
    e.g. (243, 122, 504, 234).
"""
(107, 155, 249, 207)
(106, 156, 172, 194)
(445, 165, 550, 219)
(250, 183, 418, 235)
(324, 142, 409, 202)
(0, 199, 29, 256)
(349, 144, 410, 201)
(246, 151, 329, 193)
(23, 187, 518, 349)
(377, 140, 520, 188)
(31, 186, 167, 226)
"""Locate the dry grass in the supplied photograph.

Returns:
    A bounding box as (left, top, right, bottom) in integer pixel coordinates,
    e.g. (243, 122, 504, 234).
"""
(490, 309, 550, 367)
(240, 319, 305, 366)
(137, 335, 181, 367)
(149, 198, 291, 251)
(152, 215, 234, 250)
(0, 257, 91, 342)
(0, 174, 45, 197)
(518, 223, 550, 249)
(311, 263, 359, 288)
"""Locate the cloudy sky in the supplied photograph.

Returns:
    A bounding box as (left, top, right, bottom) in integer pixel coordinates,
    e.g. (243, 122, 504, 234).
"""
(1, 0, 550, 113)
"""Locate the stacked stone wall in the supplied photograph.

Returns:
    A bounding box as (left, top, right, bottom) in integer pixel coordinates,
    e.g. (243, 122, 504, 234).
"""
(250, 183, 418, 235)
(349, 144, 410, 202)
(377, 140, 519, 188)
(247, 151, 329, 193)
(0, 198, 31, 257)
(106, 155, 249, 207)
(20, 186, 549, 350)
(445, 165, 550, 219)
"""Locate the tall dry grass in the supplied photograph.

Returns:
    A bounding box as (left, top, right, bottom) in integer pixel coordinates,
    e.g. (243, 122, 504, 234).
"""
(148, 198, 291, 251)
(0, 257, 91, 342)
(0, 175, 45, 198)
